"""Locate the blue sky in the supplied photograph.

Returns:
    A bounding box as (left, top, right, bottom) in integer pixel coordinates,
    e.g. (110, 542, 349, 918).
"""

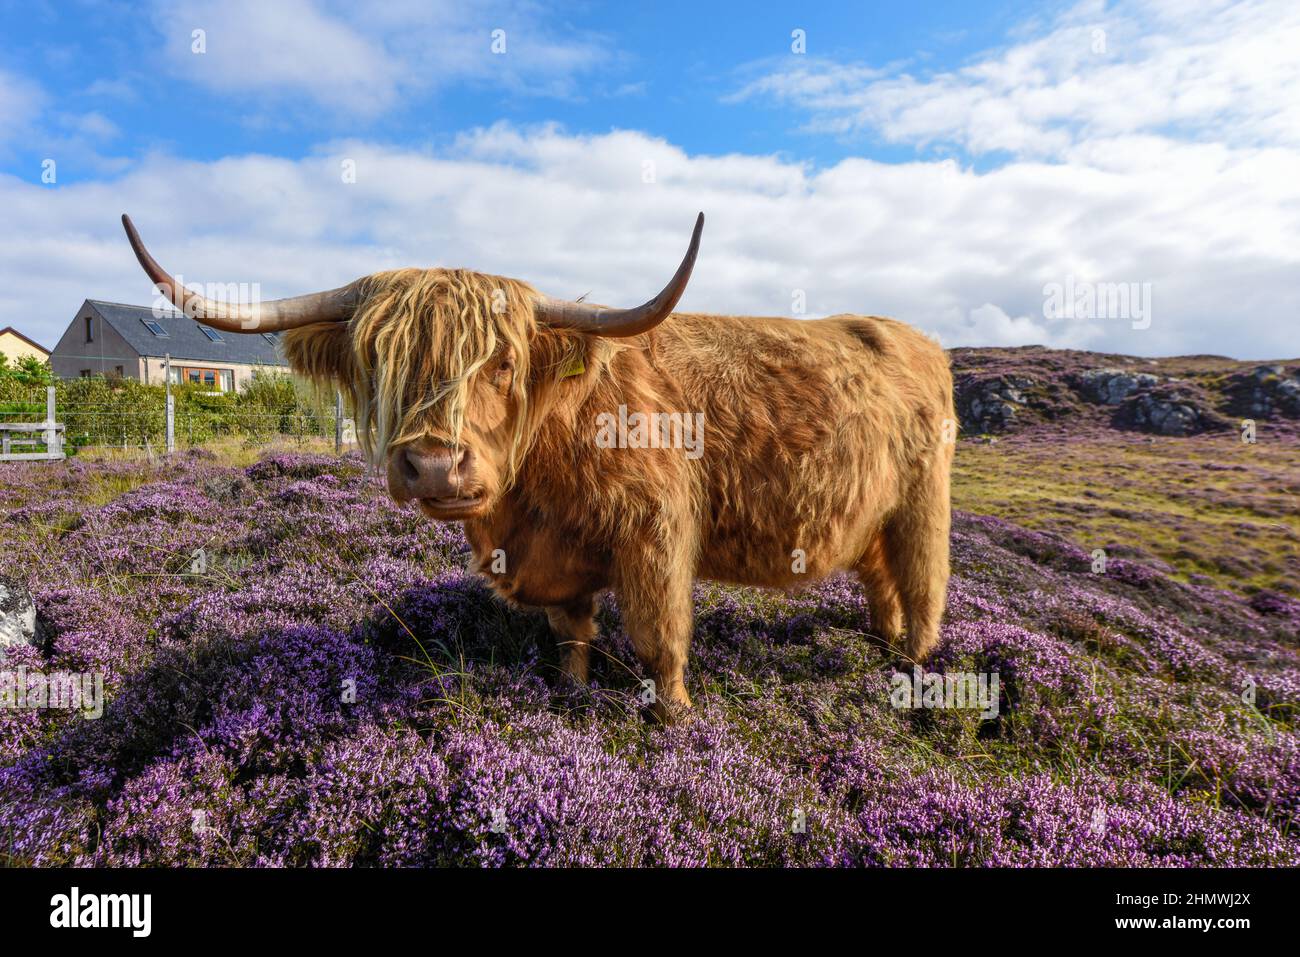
(1, 0, 1028, 176)
(2, 0, 1299, 358)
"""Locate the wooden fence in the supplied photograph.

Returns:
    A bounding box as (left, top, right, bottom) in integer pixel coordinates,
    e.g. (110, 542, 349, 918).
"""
(0, 387, 65, 461)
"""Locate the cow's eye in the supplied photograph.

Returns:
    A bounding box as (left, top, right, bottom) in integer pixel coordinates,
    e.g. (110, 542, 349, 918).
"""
(493, 358, 513, 387)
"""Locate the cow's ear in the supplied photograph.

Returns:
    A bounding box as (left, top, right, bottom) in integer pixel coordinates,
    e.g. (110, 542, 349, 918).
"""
(278, 322, 355, 388)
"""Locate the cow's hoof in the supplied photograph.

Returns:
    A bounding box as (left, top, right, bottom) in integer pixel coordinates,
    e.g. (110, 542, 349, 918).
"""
(647, 697, 694, 726)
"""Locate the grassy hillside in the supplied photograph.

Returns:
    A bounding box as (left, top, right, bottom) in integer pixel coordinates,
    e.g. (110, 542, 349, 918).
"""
(955, 430, 1299, 599)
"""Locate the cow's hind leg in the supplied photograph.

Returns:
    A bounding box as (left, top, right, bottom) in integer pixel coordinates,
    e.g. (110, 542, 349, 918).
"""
(546, 595, 598, 686)
(882, 454, 952, 663)
(855, 531, 903, 647)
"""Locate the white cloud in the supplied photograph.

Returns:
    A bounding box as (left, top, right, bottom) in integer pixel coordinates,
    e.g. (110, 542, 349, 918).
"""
(58, 112, 120, 142)
(732, 0, 1300, 158)
(155, 0, 402, 116)
(0, 71, 126, 174)
(0, 68, 45, 150)
(3, 124, 1298, 359)
(151, 0, 614, 118)
(962, 304, 1052, 348)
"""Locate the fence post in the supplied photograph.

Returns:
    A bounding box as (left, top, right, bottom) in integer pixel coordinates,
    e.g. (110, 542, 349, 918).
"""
(335, 390, 343, 454)
(45, 386, 58, 457)
(164, 354, 175, 453)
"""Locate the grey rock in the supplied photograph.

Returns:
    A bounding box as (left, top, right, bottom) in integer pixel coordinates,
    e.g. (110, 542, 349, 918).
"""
(1277, 378, 1300, 414)
(0, 576, 39, 650)
(1123, 391, 1214, 436)
(1225, 365, 1300, 419)
(955, 374, 1037, 434)
(1080, 368, 1160, 405)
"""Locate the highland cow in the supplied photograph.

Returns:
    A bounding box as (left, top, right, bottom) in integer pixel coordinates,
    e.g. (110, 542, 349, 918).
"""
(122, 213, 954, 721)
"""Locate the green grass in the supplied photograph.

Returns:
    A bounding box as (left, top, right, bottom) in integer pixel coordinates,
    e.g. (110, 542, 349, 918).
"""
(954, 430, 1300, 597)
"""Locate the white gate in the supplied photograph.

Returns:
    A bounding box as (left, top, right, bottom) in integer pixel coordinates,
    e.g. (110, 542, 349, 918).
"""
(0, 387, 65, 461)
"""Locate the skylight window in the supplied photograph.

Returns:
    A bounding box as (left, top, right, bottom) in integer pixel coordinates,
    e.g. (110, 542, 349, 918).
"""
(198, 325, 225, 343)
(261, 332, 278, 344)
(141, 318, 168, 337)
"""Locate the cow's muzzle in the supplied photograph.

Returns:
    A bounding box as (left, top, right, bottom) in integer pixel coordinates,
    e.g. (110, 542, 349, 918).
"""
(387, 443, 484, 518)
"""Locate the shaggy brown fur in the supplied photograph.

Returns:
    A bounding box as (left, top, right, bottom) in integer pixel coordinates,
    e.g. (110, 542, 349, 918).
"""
(282, 270, 955, 722)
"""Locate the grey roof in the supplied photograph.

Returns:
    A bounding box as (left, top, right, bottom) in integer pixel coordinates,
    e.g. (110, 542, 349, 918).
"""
(87, 300, 289, 366)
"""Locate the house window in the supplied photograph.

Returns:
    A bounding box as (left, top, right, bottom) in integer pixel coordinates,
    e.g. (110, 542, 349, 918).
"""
(261, 332, 278, 345)
(84, 316, 94, 342)
(80, 369, 91, 378)
(141, 318, 168, 337)
(198, 325, 224, 343)
(178, 366, 234, 392)
(114, 365, 125, 377)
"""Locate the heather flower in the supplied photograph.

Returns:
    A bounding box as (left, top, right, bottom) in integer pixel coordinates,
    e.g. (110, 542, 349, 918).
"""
(1, 448, 1296, 867)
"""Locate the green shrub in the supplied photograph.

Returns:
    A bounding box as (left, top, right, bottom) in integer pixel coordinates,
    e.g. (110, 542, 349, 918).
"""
(0, 353, 55, 387)
(4, 370, 341, 451)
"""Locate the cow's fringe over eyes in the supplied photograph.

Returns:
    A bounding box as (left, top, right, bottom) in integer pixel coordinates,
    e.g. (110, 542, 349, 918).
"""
(280, 267, 594, 487)
(340, 268, 539, 476)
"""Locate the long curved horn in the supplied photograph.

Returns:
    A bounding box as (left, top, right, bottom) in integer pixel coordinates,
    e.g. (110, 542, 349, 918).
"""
(121, 214, 361, 332)
(534, 212, 703, 338)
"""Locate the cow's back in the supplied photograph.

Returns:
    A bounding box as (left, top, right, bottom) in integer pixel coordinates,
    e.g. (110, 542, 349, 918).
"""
(649, 312, 952, 587)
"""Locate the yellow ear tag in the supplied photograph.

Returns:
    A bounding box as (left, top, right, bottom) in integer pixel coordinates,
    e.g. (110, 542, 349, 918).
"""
(562, 355, 585, 378)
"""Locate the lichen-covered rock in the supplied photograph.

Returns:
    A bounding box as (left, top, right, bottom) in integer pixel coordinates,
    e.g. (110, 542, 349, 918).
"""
(1224, 365, 1300, 420)
(1115, 384, 1229, 436)
(1077, 368, 1160, 405)
(955, 374, 1036, 434)
(0, 575, 39, 651)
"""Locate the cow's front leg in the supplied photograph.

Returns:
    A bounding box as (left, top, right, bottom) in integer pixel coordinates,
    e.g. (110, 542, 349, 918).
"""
(545, 595, 598, 686)
(614, 564, 695, 724)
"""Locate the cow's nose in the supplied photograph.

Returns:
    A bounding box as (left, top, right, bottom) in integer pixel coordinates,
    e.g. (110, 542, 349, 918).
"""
(397, 445, 474, 500)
